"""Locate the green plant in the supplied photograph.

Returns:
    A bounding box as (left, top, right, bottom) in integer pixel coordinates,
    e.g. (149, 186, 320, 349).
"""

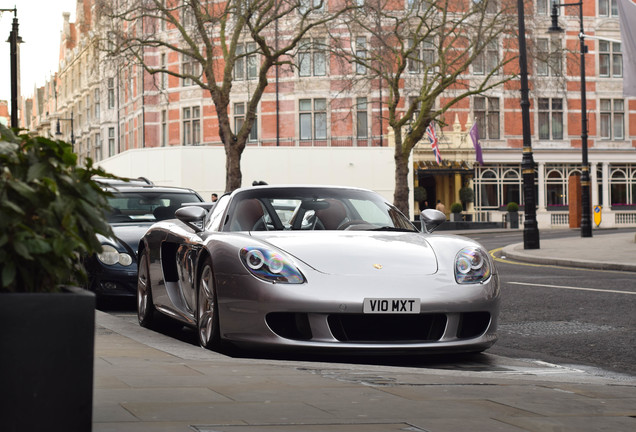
(0, 126, 115, 293)
(450, 202, 463, 213)
(459, 186, 474, 204)
(506, 202, 519, 212)
(413, 186, 427, 203)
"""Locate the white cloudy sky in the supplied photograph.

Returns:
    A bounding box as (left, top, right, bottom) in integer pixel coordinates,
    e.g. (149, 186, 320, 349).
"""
(0, 0, 76, 105)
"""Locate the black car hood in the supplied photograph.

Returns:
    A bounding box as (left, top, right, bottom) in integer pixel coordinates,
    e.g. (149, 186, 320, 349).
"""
(106, 223, 154, 255)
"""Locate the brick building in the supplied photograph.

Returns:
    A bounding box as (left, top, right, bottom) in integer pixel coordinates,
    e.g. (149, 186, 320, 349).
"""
(23, 0, 636, 228)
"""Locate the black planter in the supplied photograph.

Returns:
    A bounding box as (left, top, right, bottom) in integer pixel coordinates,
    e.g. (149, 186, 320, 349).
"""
(0, 286, 95, 432)
(508, 211, 519, 229)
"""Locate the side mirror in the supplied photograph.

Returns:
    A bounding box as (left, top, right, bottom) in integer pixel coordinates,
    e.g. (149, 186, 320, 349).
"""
(175, 206, 207, 232)
(420, 209, 446, 234)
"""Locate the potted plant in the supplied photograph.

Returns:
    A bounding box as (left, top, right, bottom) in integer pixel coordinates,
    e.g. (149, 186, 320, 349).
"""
(507, 201, 520, 228)
(0, 126, 115, 431)
(450, 202, 463, 221)
(413, 186, 427, 211)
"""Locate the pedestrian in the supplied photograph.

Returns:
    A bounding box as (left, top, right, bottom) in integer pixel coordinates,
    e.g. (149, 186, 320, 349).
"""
(435, 199, 446, 214)
(211, 193, 218, 202)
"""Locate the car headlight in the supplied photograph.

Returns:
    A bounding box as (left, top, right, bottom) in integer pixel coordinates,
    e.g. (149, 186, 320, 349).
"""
(240, 247, 304, 284)
(97, 245, 133, 266)
(455, 247, 491, 284)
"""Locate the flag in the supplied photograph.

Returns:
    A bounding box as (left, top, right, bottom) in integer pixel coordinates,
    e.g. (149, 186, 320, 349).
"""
(469, 122, 484, 165)
(426, 123, 442, 165)
(618, 0, 636, 97)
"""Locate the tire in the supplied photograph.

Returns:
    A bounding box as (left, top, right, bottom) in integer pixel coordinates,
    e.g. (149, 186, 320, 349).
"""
(137, 249, 156, 328)
(197, 257, 220, 350)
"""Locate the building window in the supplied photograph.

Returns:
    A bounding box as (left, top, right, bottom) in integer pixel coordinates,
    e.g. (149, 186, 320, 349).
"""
(299, 98, 327, 140)
(474, 96, 500, 139)
(182, 106, 201, 145)
(299, 0, 325, 14)
(408, 38, 435, 74)
(85, 95, 90, 124)
(161, 110, 168, 147)
(182, 55, 200, 86)
(536, 38, 561, 76)
(108, 78, 115, 109)
(538, 98, 563, 140)
(546, 169, 566, 207)
(182, 1, 195, 27)
(600, 99, 624, 140)
(161, 53, 167, 89)
(473, 40, 498, 75)
(298, 38, 326, 77)
(233, 102, 258, 142)
(599, 41, 622, 78)
(502, 170, 521, 206)
(138, 114, 143, 147)
(128, 118, 134, 150)
(94, 88, 100, 119)
(234, 42, 258, 80)
(608, 165, 635, 206)
(108, 127, 115, 156)
(537, 0, 559, 15)
(95, 133, 101, 161)
(599, 0, 619, 17)
(355, 37, 367, 75)
(356, 97, 368, 139)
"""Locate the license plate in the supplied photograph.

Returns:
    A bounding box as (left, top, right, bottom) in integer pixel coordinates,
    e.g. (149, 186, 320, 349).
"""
(363, 298, 420, 314)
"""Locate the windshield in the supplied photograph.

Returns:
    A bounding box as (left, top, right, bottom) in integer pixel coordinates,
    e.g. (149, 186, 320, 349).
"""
(226, 187, 416, 232)
(106, 191, 202, 223)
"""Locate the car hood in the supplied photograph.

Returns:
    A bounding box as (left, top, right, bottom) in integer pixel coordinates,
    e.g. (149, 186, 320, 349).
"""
(108, 223, 154, 255)
(251, 231, 438, 276)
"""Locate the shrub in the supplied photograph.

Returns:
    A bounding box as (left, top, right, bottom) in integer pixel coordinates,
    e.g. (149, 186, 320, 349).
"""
(506, 202, 519, 212)
(450, 202, 463, 213)
(0, 126, 115, 293)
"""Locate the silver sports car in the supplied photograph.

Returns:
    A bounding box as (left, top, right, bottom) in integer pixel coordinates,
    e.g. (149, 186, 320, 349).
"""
(137, 185, 499, 353)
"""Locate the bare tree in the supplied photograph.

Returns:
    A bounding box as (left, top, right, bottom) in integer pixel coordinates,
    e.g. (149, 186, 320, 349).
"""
(96, 0, 354, 192)
(333, 0, 519, 215)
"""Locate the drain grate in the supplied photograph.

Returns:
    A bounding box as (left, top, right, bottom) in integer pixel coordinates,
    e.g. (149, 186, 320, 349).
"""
(499, 321, 615, 337)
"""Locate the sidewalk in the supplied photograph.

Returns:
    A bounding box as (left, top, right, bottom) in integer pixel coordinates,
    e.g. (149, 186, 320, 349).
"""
(92, 231, 636, 431)
(501, 231, 636, 272)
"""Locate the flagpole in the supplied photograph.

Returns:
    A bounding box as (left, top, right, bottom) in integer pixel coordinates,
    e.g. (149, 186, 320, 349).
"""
(516, 0, 540, 249)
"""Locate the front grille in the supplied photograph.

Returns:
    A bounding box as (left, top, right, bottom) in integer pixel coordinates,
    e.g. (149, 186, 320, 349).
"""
(328, 313, 447, 343)
(457, 312, 491, 339)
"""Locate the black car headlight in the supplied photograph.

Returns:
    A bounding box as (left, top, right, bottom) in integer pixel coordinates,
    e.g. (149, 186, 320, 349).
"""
(454, 247, 491, 284)
(240, 247, 304, 284)
(97, 245, 133, 266)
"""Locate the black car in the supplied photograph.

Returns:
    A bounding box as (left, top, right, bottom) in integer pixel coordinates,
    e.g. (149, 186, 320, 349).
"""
(84, 180, 204, 300)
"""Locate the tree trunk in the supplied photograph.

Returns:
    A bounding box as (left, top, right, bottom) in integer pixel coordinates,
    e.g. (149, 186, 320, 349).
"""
(393, 133, 410, 217)
(225, 141, 243, 192)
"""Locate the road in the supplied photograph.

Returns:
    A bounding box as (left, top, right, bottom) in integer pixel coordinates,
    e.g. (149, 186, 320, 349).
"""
(101, 229, 636, 378)
(466, 229, 636, 377)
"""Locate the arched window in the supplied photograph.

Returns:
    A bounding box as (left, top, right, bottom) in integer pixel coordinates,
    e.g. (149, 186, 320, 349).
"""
(546, 170, 565, 207)
(479, 169, 498, 208)
(610, 169, 628, 206)
(502, 170, 521, 206)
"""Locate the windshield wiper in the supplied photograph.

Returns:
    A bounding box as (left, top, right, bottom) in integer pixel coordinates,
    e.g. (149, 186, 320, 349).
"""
(369, 226, 416, 232)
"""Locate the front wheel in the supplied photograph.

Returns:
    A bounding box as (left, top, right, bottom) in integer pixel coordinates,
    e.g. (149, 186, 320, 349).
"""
(197, 257, 220, 350)
(137, 249, 156, 328)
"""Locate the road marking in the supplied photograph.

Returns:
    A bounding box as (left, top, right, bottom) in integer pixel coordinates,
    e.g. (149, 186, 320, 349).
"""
(508, 281, 636, 295)
(489, 248, 628, 274)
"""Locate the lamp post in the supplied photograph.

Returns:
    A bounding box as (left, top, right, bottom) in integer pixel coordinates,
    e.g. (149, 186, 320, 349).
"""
(56, 112, 75, 151)
(549, 2, 592, 238)
(1, 7, 21, 128)
(516, 0, 540, 249)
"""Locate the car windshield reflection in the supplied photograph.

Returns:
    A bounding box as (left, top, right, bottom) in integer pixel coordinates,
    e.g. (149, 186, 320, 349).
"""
(106, 192, 203, 223)
(227, 187, 417, 232)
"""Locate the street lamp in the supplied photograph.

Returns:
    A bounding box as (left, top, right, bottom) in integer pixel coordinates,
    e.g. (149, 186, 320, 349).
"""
(516, 0, 540, 249)
(56, 112, 75, 151)
(548, 2, 592, 238)
(1, 7, 22, 128)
